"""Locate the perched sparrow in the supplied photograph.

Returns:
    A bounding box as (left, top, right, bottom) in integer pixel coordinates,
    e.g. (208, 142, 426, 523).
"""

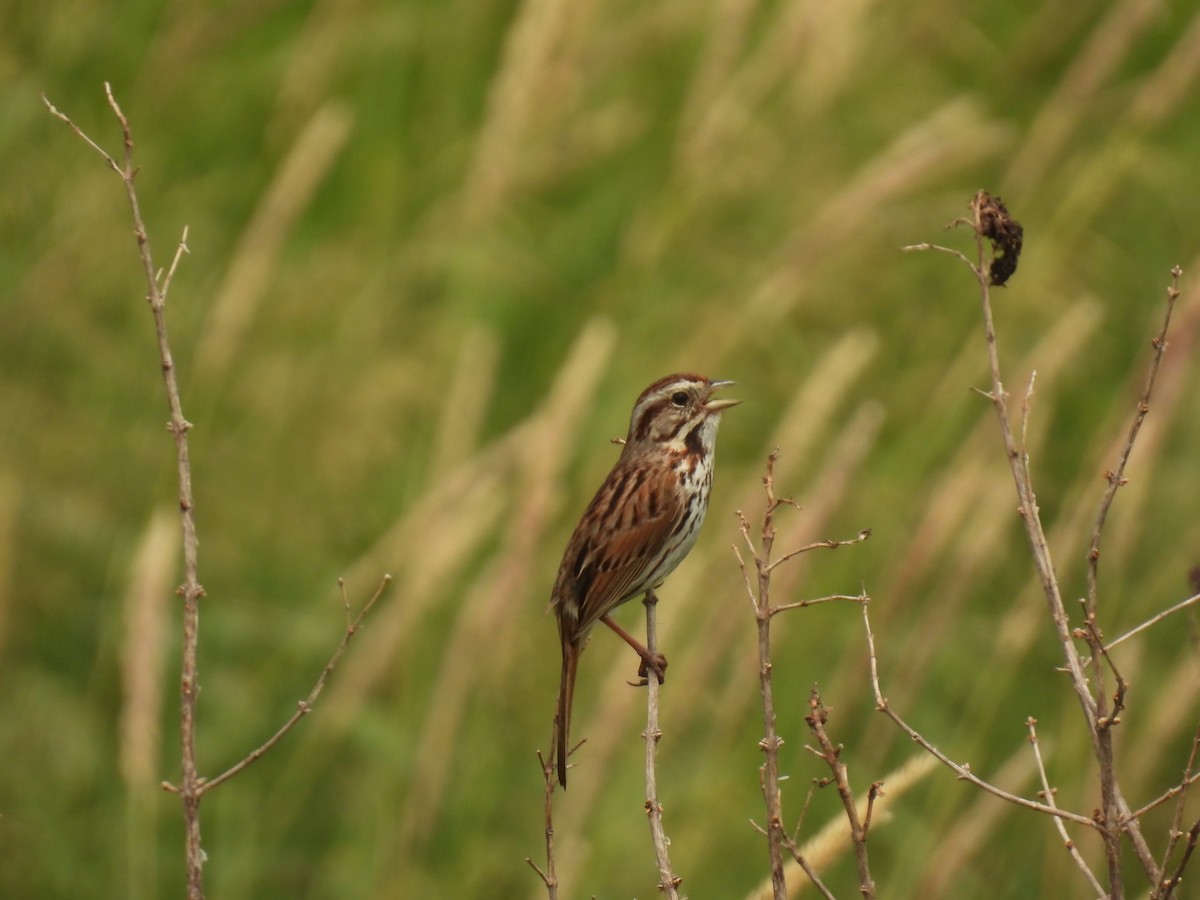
(551, 373, 739, 787)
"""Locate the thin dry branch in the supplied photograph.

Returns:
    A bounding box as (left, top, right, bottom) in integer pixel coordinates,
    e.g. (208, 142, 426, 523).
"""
(779, 836, 837, 900)
(767, 530, 873, 573)
(1078, 609, 1128, 732)
(642, 590, 683, 899)
(1086, 267, 1182, 617)
(46, 86, 390, 900)
(735, 450, 869, 900)
(191, 576, 389, 794)
(1104, 592, 1200, 653)
(1128, 771, 1200, 822)
(904, 192, 1163, 888)
(1158, 819, 1200, 900)
(1080, 267, 1180, 894)
(805, 688, 876, 899)
(1149, 719, 1200, 900)
(46, 84, 207, 900)
(772, 593, 867, 617)
(737, 452, 790, 900)
(525, 750, 560, 900)
(862, 601, 1095, 828)
(1026, 717, 1106, 898)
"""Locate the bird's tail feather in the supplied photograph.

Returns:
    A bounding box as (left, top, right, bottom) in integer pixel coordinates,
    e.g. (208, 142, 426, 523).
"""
(555, 641, 579, 788)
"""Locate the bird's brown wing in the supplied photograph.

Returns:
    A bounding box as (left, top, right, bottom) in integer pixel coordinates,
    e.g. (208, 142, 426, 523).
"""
(555, 462, 685, 641)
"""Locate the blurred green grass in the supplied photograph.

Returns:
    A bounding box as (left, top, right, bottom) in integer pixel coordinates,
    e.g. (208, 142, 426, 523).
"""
(3, 0, 1200, 897)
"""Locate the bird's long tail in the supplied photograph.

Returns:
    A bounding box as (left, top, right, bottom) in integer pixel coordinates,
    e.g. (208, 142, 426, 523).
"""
(555, 639, 579, 788)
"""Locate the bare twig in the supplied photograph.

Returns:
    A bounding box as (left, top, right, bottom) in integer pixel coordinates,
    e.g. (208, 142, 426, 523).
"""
(46, 87, 390, 900)
(779, 838, 837, 900)
(1026, 717, 1106, 898)
(46, 84, 207, 900)
(749, 756, 939, 900)
(1158, 819, 1200, 900)
(1148, 719, 1200, 900)
(788, 781, 820, 849)
(766, 530, 873, 573)
(1019, 370, 1038, 459)
(805, 688, 876, 899)
(1104, 592, 1200, 653)
(771, 593, 867, 616)
(900, 240, 973, 268)
(863, 601, 1095, 828)
(908, 199, 1095, 720)
(1128, 771, 1200, 821)
(905, 192, 1162, 887)
(747, 785, 837, 900)
(738, 452, 794, 900)
(1078, 610, 1128, 732)
(525, 750, 559, 900)
(1086, 267, 1182, 618)
(642, 589, 683, 899)
(195, 576, 389, 794)
(160, 228, 191, 300)
(1081, 267, 1180, 894)
(735, 450, 868, 900)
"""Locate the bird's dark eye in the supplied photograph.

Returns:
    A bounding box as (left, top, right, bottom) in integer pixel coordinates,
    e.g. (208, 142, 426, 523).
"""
(670, 391, 689, 407)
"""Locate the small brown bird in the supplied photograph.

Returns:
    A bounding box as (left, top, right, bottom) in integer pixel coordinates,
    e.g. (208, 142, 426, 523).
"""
(551, 373, 739, 787)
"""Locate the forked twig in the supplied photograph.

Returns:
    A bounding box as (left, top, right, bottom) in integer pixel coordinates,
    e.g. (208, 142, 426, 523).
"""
(805, 689, 876, 899)
(1147, 719, 1200, 900)
(735, 449, 869, 900)
(1158, 819, 1200, 900)
(904, 192, 1166, 888)
(45, 86, 390, 899)
(46, 83, 207, 899)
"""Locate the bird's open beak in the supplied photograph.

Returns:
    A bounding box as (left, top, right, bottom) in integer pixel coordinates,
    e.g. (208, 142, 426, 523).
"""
(704, 380, 741, 412)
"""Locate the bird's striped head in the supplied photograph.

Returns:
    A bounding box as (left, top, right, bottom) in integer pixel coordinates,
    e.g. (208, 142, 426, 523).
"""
(625, 373, 739, 450)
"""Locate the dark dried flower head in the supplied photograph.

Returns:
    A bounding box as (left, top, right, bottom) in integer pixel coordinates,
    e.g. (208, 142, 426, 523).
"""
(974, 190, 1023, 286)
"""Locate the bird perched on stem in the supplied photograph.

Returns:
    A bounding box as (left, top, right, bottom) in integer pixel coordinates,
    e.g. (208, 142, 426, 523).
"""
(551, 373, 739, 787)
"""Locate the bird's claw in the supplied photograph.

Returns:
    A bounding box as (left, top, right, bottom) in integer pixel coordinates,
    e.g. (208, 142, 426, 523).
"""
(636, 652, 668, 685)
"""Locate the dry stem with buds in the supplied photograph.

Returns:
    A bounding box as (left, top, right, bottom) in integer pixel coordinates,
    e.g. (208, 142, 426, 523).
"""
(45, 86, 387, 900)
(895, 190, 1195, 899)
(734, 450, 870, 899)
(642, 590, 684, 898)
(526, 750, 560, 900)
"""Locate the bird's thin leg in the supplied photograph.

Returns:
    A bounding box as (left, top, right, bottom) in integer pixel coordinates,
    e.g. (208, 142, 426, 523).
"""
(601, 600, 668, 684)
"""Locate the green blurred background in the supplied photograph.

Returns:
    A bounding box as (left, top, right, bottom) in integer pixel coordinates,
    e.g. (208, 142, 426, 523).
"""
(3, 0, 1200, 897)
